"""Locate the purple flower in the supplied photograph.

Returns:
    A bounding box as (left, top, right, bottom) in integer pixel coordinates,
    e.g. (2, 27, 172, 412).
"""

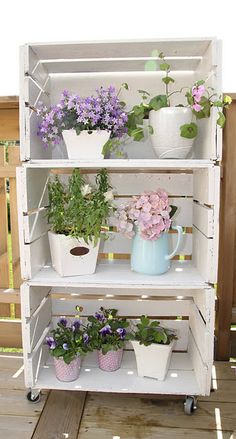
(99, 325, 112, 336)
(71, 319, 82, 332)
(95, 312, 106, 322)
(116, 328, 126, 339)
(83, 333, 90, 344)
(46, 336, 56, 350)
(63, 343, 69, 350)
(59, 318, 67, 327)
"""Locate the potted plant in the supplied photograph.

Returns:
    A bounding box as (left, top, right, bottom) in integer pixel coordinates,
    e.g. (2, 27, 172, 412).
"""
(46, 315, 90, 382)
(127, 51, 232, 159)
(115, 189, 182, 275)
(37, 85, 128, 159)
(131, 315, 177, 380)
(47, 168, 114, 276)
(86, 307, 130, 371)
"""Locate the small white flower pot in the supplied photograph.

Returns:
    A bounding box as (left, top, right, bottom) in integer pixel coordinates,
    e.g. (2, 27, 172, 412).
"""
(62, 129, 111, 160)
(149, 107, 195, 159)
(48, 231, 100, 277)
(131, 340, 175, 380)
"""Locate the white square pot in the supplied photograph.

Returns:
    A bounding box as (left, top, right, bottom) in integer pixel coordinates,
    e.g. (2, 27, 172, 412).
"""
(48, 231, 100, 277)
(62, 129, 111, 160)
(131, 340, 175, 380)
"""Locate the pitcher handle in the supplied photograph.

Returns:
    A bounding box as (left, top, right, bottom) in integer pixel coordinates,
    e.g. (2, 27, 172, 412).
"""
(165, 225, 183, 260)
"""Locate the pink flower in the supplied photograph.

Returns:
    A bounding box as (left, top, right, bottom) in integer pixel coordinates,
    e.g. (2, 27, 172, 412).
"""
(192, 103, 203, 112)
(192, 85, 205, 103)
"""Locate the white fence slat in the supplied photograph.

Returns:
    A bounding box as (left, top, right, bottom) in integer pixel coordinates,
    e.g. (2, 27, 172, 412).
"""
(192, 226, 216, 283)
(193, 202, 214, 238)
(51, 297, 191, 317)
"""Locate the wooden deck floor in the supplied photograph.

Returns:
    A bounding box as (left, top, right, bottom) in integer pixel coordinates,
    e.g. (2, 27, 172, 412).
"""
(0, 354, 236, 439)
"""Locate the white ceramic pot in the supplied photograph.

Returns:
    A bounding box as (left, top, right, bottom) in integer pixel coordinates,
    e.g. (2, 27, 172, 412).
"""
(62, 129, 111, 160)
(48, 231, 100, 277)
(131, 340, 175, 380)
(149, 107, 195, 159)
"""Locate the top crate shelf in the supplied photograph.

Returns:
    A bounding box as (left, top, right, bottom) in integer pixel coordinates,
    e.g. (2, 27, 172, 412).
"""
(20, 38, 222, 163)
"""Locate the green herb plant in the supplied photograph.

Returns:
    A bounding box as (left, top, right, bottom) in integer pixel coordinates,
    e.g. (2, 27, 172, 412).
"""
(47, 168, 113, 244)
(132, 315, 177, 346)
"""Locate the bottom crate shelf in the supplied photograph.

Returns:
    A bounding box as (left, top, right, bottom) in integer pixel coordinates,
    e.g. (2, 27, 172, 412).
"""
(34, 351, 201, 395)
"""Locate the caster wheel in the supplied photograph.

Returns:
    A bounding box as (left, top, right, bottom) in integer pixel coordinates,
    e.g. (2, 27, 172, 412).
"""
(26, 390, 41, 403)
(184, 396, 196, 415)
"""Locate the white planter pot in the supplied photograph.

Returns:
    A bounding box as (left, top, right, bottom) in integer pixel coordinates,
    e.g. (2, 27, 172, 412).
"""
(131, 340, 175, 380)
(48, 231, 100, 277)
(149, 107, 195, 159)
(62, 129, 111, 160)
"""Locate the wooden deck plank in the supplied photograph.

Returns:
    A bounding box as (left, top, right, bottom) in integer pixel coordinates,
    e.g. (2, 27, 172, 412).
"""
(0, 415, 38, 439)
(199, 380, 236, 403)
(78, 393, 236, 432)
(0, 389, 46, 416)
(77, 426, 235, 439)
(32, 390, 87, 439)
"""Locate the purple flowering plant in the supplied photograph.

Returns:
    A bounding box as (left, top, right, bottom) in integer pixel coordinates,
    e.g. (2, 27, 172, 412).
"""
(127, 50, 232, 141)
(86, 307, 130, 354)
(46, 308, 91, 364)
(37, 85, 128, 156)
(115, 189, 177, 240)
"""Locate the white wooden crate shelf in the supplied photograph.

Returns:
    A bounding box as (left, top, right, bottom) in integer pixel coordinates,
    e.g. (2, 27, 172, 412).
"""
(35, 351, 201, 395)
(23, 159, 216, 170)
(28, 260, 208, 289)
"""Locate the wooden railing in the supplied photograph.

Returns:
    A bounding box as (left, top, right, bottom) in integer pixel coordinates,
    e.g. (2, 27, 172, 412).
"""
(0, 97, 22, 347)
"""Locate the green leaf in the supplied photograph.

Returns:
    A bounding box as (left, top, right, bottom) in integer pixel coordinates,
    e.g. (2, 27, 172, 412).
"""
(148, 125, 154, 135)
(213, 100, 223, 107)
(122, 82, 129, 90)
(130, 128, 144, 141)
(180, 123, 198, 139)
(149, 95, 168, 111)
(138, 89, 150, 96)
(170, 205, 178, 219)
(195, 80, 205, 86)
(162, 76, 175, 85)
(160, 62, 170, 71)
(140, 315, 150, 327)
(158, 52, 165, 59)
(223, 95, 232, 105)
(217, 111, 226, 128)
(144, 60, 158, 71)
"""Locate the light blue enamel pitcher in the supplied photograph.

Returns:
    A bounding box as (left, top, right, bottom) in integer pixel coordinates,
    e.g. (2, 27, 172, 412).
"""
(131, 225, 183, 275)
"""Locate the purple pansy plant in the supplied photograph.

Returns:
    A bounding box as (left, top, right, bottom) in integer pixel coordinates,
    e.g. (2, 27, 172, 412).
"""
(45, 310, 91, 364)
(86, 307, 130, 355)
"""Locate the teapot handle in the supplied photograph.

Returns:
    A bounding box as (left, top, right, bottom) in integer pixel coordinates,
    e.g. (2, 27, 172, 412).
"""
(165, 226, 183, 260)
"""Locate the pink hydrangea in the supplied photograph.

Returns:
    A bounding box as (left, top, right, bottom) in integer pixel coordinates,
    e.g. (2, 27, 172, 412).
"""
(115, 189, 172, 241)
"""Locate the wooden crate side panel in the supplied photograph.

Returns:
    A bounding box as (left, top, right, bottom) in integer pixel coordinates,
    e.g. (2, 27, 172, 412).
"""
(22, 234, 51, 279)
(21, 284, 51, 318)
(189, 303, 214, 365)
(193, 202, 214, 238)
(193, 167, 216, 205)
(0, 148, 9, 291)
(192, 226, 216, 283)
(23, 209, 49, 243)
(25, 334, 50, 387)
(22, 168, 49, 212)
(188, 331, 209, 395)
(193, 288, 215, 331)
(23, 44, 49, 86)
(23, 295, 51, 353)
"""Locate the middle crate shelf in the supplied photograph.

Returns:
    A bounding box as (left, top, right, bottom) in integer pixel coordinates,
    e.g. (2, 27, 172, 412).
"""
(17, 164, 220, 285)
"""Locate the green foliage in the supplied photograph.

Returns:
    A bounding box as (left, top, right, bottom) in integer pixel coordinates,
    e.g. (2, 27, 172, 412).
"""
(217, 111, 226, 128)
(47, 318, 90, 364)
(132, 315, 177, 346)
(180, 122, 198, 139)
(86, 307, 131, 354)
(47, 169, 113, 243)
(149, 94, 168, 111)
(170, 205, 178, 219)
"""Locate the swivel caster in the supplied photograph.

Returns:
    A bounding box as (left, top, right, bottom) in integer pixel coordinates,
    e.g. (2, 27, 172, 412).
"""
(184, 396, 197, 415)
(26, 390, 41, 403)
